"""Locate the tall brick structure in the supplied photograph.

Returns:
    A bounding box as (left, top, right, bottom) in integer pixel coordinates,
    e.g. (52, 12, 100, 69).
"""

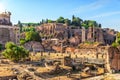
(36, 23, 69, 39)
(0, 11, 20, 47)
(81, 27, 86, 42)
(37, 23, 117, 46)
(86, 27, 104, 43)
(0, 26, 20, 46)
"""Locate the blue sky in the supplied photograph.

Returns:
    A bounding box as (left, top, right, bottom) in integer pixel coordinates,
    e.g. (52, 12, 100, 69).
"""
(0, 0, 120, 31)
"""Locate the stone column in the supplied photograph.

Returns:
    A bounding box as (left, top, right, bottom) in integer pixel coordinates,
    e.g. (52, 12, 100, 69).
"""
(104, 49, 112, 73)
(82, 27, 86, 42)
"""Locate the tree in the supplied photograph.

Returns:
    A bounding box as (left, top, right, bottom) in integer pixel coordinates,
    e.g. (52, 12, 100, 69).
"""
(0, 44, 2, 51)
(28, 23, 31, 27)
(71, 16, 83, 27)
(72, 15, 75, 21)
(18, 21, 23, 32)
(82, 20, 100, 29)
(45, 19, 48, 23)
(25, 31, 42, 42)
(20, 39, 26, 45)
(22, 26, 35, 32)
(5, 42, 16, 49)
(65, 19, 71, 26)
(2, 42, 29, 62)
(56, 16, 65, 23)
(98, 24, 101, 28)
(48, 20, 54, 23)
(112, 42, 119, 48)
(116, 32, 120, 44)
(81, 23, 89, 29)
(112, 32, 120, 47)
(40, 21, 42, 25)
(41, 19, 45, 24)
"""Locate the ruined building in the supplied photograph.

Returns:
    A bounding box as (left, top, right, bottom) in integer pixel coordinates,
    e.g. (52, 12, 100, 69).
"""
(82, 27, 105, 44)
(36, 23, 69, 39)
(66, 26, 116, 45)
(0, 11, 20, 47)
(37, 23, 117, 45)
(0, 11, 12, 25)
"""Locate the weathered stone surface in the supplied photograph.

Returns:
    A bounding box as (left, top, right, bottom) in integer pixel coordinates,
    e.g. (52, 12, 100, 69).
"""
(17, 72, 33, 80)
(108, 47, 120, 71)
(0, 75, 17, 80)
(0, 11, 12, 25)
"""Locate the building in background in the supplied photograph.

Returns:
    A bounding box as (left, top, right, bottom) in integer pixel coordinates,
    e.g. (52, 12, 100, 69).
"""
(37, 23, 117, 46)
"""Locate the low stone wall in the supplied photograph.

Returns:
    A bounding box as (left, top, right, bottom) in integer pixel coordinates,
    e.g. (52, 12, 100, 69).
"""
(0, 75, 17, 80)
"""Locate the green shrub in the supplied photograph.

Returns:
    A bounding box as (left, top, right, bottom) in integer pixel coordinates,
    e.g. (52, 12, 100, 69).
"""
(2, 42, 29, 62)
(112, 42, 119, 48)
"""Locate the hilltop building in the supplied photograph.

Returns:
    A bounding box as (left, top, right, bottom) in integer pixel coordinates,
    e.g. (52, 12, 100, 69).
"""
(36, 23, 69, 40)
(36, 23, 117, 45)
(81, 27, 116, 45)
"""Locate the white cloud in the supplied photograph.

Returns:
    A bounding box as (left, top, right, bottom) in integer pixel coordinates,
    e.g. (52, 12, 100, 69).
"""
(71, 0, 109, 14)
(89, 11, 120, 19)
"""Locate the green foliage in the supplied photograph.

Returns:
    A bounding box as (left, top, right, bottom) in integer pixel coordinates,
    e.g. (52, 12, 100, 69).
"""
(72, 15, 75, 20)
(0, 44, 2, 51)
(48, 19, 53, 23)
(5, 42, 16, 49)
(25, 31, 42, 42)
(112, 42, 119, 48)
(45, 19, 48, 23)
(72, 16, 82, 27)
(22, 23, 40, 27)
(40, 19, 54, 24)
(112, 32, 120, 47)
(42, 19, 45, 24)
(2, 42, 29, 62)
(38, 15, 101, 29)
(65, 18, 71, 26)
(82, 20, 99, 29)
(56, 17, 71, 26)
(98, 24, 101, 27)
(18, 21, 23, 32)
(116, 32, 120, 44)
(56, 16, 65, 23)
(84, 41, 101, 45)
(22, 26, 35, 32)
(117, 32, 120, 38)
(84, 41, 94, 44)
(20, 39, 26, 45)
(81, 23, 89, 29)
